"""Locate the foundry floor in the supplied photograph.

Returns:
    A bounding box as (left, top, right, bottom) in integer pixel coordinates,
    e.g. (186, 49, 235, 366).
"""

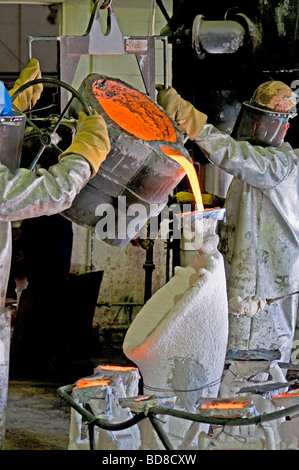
(4, 380, 70, 450)
(4, 349, 130, 451)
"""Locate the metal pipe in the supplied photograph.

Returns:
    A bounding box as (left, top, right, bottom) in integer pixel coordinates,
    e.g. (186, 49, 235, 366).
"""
(57, 383, 299, 451)
(57, 384, 147, 430)
(148, 415, 175, 450)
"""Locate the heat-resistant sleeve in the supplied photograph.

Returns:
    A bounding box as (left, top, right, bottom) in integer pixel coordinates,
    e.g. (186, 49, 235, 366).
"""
(0, 154, 91, 222)
(194, 124, 297, 189)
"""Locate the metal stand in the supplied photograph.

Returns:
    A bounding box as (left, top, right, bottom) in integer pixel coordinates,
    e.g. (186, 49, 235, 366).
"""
(57, 383, 299, 451)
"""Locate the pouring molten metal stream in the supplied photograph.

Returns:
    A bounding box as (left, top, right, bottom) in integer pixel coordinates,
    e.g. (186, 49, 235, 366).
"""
(160, 145, 204, 211)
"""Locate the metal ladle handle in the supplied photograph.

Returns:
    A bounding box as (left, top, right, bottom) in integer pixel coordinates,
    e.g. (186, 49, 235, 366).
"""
(10, 78, 93, 170)
(9, 77, 92, 116)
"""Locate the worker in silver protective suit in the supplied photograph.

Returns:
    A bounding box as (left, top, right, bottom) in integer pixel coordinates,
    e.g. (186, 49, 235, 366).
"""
(157, 81, 299, 364)
(0, 59, 110, 449)
(0, 59, 110, 318)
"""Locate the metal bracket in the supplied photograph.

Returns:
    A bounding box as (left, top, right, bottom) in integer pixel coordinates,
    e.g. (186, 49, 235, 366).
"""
(28, 0, 168, 109)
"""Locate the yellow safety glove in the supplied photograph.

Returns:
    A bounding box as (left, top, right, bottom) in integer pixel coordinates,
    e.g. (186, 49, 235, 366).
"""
(59, 111, 111, 177)
(175, 191, 195, 204)
(156, 86, 207, 140)
(175, 191, 222, 207)
(9, 58, 43, 111)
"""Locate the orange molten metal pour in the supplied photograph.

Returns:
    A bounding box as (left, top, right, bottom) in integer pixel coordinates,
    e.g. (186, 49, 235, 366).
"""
(161, 145, 204, 211)
(92, 80, 204, 212)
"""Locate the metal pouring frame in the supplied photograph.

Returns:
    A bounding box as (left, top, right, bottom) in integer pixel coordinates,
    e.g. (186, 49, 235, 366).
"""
(57, 382, 299, 451)
(27, 0, 169, 110)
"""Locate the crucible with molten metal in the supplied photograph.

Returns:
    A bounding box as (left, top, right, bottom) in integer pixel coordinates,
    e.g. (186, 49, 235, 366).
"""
(63, 74, 191, 246)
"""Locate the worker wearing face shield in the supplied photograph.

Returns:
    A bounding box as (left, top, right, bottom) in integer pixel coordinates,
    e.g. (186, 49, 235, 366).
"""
(157, 81, 299, 364)
(0, 59, 110, 449)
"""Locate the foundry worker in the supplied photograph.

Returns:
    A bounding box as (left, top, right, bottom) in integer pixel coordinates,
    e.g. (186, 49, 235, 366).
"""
(0, 58, 111, 449)
(0, 59, 110, 314)
(157, 81, 299, 364)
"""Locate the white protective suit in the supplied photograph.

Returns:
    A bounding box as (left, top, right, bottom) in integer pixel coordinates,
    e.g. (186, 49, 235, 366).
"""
(0, 58, 111, 449)
(0, 155, 92, 450)
(0, 155, 91, 316)
(193, 124, 299, 363)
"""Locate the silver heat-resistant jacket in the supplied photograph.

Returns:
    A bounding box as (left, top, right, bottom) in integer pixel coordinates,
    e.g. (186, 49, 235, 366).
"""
(0, 154, 91, 316)
(194, 124, 299, 362)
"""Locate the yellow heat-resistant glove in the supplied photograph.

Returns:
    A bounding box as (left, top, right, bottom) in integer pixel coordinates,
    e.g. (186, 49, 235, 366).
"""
(175, 191, 222, 207)
(9, 58, 43, 111)
(156, 86, 207, 140)
(59, 111, 111, 178)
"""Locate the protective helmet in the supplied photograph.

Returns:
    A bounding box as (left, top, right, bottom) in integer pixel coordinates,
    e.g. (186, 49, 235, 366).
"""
(232, 81, 297, 147)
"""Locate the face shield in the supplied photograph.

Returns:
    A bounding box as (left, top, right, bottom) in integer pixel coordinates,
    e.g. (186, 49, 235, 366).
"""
(232, 101, 296, 147)
(0, 111, 26, 172)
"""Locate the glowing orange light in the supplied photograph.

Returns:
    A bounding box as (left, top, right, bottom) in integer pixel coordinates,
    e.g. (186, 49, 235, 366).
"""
(202, 402, 246, 410)
(160, 145, 204, 211)
(92, 79, 205, 211)
(200, 398, 250, 410)
(273, 392, 299, 398)
(73, 379, 110, 390)
(134, 395, 153, 402)
(92, 80, 177, 142)
(99, 365, 137, 372)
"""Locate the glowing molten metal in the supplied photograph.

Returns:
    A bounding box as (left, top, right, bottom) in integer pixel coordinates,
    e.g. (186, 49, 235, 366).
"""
(201, 400, 247, 410)
(92, 80, 176, 142)
(73, 378, 110, 390)
(92, 77, 205, 213)
(273, 391, 299, 398)
(161, 145, 204, 211)
(99, 365, 137, 372)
